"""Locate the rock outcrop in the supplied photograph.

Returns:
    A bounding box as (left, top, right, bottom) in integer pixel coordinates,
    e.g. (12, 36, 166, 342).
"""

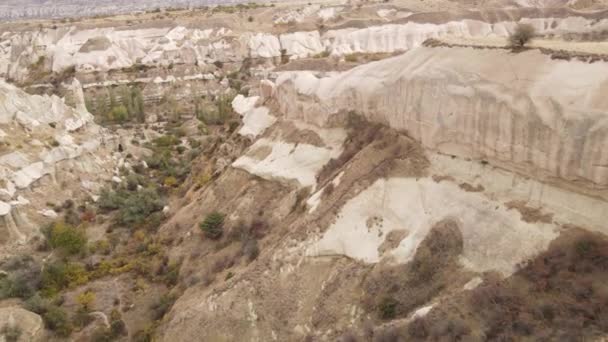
(4, 13, 608, 82)
(0, 79, 118, 248)
(0, 307, 44, 341)
(275, 47, 608, 196)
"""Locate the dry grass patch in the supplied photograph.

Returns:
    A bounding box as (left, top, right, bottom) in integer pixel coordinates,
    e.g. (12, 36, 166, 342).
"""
(362, 219, 468, 320)
(408, 228, 608, 341)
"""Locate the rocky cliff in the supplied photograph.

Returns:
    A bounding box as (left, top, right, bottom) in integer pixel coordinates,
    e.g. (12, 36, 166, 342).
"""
(275, 47, 608, 197)
(0, 79, 120, 251)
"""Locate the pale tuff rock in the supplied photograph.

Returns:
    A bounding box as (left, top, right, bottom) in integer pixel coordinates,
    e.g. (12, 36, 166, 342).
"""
(428, 153, 608, 234)
(11, 162, 46, 189)
(280, 31, 325, 59)
(233, 132, 342, 188)
(231, 94, 276, 138)
(463, 277, 483, 290)
(0, 152, 30, 169)
(411, 305, 435, 319)
(232, 121, 345, 187)
(247, 33, 281, 59)
(39, 209, 58, 218)
(4, 26, 236, 81)
(0, 78, 117, 250)
(273, 5, 321, 24)
(259, 80, 276, 100)
(0, 307, 44, 341)
(232, 94, 260, 116)
(4, 16, 608, 81)
(238, 107, 277, 138)
(376, 9, 398, 18)
(275, 47, 608, 192)
(307, 177, 558, 276)
(317, 7, 343, 22)
(0, 80, 91, 130)
(0, 202, 10, 216)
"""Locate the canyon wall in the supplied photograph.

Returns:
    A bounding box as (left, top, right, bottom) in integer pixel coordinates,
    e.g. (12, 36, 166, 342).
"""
(275, 47, 608, 196)
(4, 14, 608, 81)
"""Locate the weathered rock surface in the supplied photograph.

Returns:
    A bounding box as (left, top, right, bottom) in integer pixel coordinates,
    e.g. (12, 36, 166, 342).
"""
(0, 79, 119, 248)
(4, 13, 608, 82)
(0, 306, 44, 341)
(275, 47, 608, 196)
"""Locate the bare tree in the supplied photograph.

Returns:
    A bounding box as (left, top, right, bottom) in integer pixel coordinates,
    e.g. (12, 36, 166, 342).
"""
(509, 23, 535, 48)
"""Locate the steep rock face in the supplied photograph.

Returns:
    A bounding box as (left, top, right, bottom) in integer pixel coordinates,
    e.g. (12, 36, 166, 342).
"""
(0, 79, 118, 248)
(3, 26, 239, 82)
(321, 17, 608, 55)
(5, 14, 608, 82)
(275, 47, 608, 195)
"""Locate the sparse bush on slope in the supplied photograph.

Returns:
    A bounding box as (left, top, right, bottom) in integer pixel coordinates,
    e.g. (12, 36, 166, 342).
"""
(509, 23, 535, 48)
(200, 212, 225, 240)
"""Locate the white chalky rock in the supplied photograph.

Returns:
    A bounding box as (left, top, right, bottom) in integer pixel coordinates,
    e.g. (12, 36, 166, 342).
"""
(238, 107, 276, 138)
(0, 152, 30, 169)
(12, 162, 46, 189)
(231, 95, 260, 116)
(0, 201, 10, 216)
(280, 31, 324, 58)
(307, 177, 558, 276)
(276, 47, 608, 190)
(39, 209, 58, 218)
(248, 33, 281, 58)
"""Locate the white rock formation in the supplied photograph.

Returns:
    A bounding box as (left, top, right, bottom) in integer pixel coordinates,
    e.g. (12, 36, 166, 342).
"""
(4, 15, 608, 81)
(275, 47, 608, 193)
(3, 26, 237, 81)
(238, 107, 276, 138)
(0, 79, 118, 247)
(307, 177, 558, 275)
(0, 307, 44, 341)
(232, 94, 276, 138)
(247, 33, 281, 59)
(231, 94, 259, 115)
(273, 5, 321, 25)
(280, 31, 325, 59)
(318, 7, 343, 22)
(233, 123, 346, 188)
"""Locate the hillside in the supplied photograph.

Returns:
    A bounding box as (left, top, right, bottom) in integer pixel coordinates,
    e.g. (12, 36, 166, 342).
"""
(0, 1, 607, 341)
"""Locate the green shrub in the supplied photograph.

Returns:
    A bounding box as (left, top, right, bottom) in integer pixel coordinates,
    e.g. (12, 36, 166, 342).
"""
(98, 188, 164, 227)
(509, 23, 535, 48)
(25, 294, 49, 314)
(43, 221, 87, 255)
(379, 296, 398, 320)
(0, 274, 36, 299)
(153, 135, 179, 148)
(344, 54, 358, 62)
(200, 212, 225, 240)
(117, 188, 164, 226)
(41, 261, 88, 296)
(313, 50, 330, 58)
(0, 256, 41, 299)
(109, 105, 129, 122)
(43, 305, 72, 337)
(151, 293, 177, 320)
(98, 189, 125, 211)
(72, 308, 93, 329)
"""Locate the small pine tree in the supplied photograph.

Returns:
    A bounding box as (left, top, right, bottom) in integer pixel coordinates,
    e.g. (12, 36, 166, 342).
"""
(200, 212, 225, 240)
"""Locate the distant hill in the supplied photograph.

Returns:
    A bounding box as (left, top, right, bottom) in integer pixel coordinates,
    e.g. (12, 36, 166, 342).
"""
(0, 0, 252, 21)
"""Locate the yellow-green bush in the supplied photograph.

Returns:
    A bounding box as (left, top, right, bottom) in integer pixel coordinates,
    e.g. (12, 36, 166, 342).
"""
(44, 221, 87, 255)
